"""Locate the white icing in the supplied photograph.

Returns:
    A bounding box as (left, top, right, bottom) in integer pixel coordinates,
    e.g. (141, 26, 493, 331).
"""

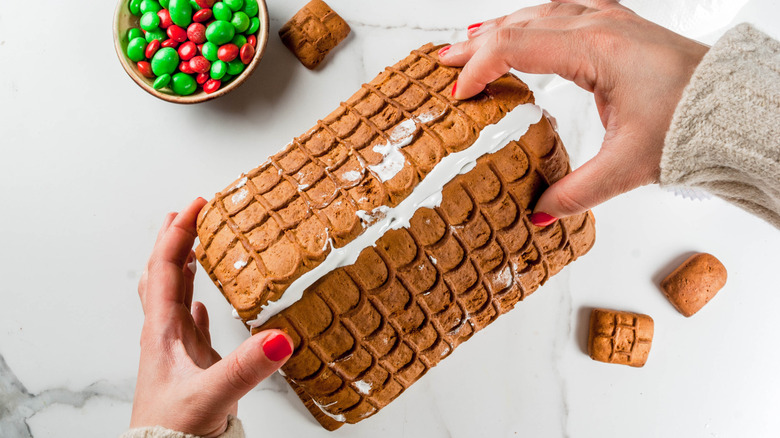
(231, 176, 248, 190)
(428, 255, 437, 265)
(234, 259, 247, 270)
(244, 104, 544, 329)
(342, 170, 361, 182)
(367, 117, 418, 182)
(353, 380, 372, 395)
(494, 265, 513, 289)
(311, 399, 346, 423)
(231, 307, 241, 320)
(231, 188, 248, 204)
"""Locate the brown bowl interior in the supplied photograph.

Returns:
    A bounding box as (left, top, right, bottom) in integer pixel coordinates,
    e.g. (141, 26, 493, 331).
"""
(113, 0, 269, 104)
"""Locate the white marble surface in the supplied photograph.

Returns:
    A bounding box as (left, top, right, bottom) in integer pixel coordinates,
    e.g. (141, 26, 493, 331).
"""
(1, 0, 779, 437)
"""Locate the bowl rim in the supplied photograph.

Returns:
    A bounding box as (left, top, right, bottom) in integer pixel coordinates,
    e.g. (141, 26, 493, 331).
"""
(113, 0, 270, 104)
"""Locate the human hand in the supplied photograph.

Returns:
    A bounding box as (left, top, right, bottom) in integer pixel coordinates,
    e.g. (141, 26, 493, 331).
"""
(131, 198, 293, 437)
(439, 0, 709, 224)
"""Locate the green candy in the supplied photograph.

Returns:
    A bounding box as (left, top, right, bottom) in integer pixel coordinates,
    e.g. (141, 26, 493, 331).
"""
(210, 60, 228, 79)
(145, 28, 166, 42)
(189, 0, 201, 10)
(201, 42, 219, 61)
(242, 0, 259, 17)
(169, 0, 193, 27)
(126, 37, 148, 62)
(139, 11, 161, 31)
(153, 73, 171, 90)
(151, 47, 179, 76)
(206, 21, 235, 45)
(224, 0, 243, 12)
(129, 0, 143, 15)
(246, 17, 260, 35)
(171, 72, 197, 95)
(222, 73, 234, 83)
(231, 34, 247, 48)
(212, 3, 232, 21)
(227, 58, 244, 75)
(231, 12, 249, 33)
(139, 0, 161, 13)
(127, 28, 144, 42)
(159, 0, 170, 7)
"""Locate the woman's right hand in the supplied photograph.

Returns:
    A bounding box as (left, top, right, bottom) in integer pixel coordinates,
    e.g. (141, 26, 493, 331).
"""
(439, 0, 709, 225)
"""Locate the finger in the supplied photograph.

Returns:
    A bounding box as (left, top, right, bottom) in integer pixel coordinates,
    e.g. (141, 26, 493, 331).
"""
(156, 212, 178, 246)
(202, 330, 293, 407)
(192, 301, 211, 345)
(139, 212, 179, 310)
(183, 251, 196, 310)
(146, 198, 207, 313)
(151, 198, 207, 269)
(530, 129, 655, 221)
(137, 269, 149, 312)
(551, 0, 625, 9)
(468, 2, 590, 38)
(446, 27, 587, 100)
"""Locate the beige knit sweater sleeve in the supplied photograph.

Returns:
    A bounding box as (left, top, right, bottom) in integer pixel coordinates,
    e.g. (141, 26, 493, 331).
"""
(119, 416, 245, 438)
(661, 23, 780, 228)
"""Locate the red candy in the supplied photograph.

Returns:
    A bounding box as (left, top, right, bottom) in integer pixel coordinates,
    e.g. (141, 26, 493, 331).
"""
(203, 79, 221, 94)
(161, 38, 179, 48)
(137, 61, 154, 78)
(197, 44, 204, 54)
(192, 9, 213, 23)
(247, 35, 256, 48)
(189, 56, 211, 74)
(240, 43, 255, 65)
(145, 39, 160, 59)
(187, 23, 207, 44)
(178, 41, 197, 61)
(179, 61, 195, 74)
(196, 0, 216, 8)
(196, 72, 209, 85)
(157, 9, 173, 29)
(217, 44, 238, 62)
(167, 25, 188, 43)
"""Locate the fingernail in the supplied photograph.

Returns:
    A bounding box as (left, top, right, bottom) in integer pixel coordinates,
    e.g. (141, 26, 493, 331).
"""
(467, 22, 483, 33)
(187, 259, 197, 274)
(529, 212, 558, 227)
(451, 81, 458, 97)
(438, 45, 450, 57)
(263, 334, 292, 362)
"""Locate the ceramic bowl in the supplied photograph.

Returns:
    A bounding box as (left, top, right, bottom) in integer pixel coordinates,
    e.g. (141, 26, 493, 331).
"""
(113, 0, 269, 104)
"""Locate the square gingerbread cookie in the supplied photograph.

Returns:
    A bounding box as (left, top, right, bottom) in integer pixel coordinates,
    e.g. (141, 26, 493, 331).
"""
(588, 308, 654, 367)
(279, 0, 351, 69)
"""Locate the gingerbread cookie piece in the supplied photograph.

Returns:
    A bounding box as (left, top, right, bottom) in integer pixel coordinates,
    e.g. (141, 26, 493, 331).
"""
(661, 253, 727, 317)
(195, 43, 533, 323)
(260, 117, 596, 430)
(279, 0, 351, 69)
(588, 308, 653, 368)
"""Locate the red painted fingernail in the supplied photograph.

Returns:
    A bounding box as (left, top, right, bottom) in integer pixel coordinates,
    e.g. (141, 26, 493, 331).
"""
(468, 22, 483, 33)
(451, 81, 457, 97)
(529, 212, 558, 227)
(263, 333, 292, 361)
(438, 45, 450, 57)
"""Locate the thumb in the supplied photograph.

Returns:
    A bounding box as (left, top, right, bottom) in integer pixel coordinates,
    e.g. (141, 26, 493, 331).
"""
(202, 329, 293, 406)
(530, 131, 653, 225)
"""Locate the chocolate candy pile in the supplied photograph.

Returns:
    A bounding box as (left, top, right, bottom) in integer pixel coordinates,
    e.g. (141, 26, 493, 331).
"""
(125, 0, 260, 96)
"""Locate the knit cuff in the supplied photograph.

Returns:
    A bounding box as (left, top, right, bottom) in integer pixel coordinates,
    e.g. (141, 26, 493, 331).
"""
(120, 415, 245, 438)
(661, 23, 780, 228)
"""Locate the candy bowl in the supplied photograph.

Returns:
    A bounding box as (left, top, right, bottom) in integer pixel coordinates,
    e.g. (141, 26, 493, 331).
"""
(113, 0, 269, 104)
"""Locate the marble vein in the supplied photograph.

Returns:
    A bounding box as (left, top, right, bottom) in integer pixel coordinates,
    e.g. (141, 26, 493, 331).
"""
(0, 353, 133, 438)
(550, 271, 573, 438)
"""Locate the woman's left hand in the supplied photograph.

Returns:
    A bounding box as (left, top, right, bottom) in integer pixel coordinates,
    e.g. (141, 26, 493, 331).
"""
(131, 198, 293, 437)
